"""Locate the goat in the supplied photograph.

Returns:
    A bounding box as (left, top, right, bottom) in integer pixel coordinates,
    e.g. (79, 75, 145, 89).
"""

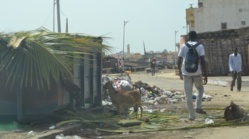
(103, 81, 143, 118)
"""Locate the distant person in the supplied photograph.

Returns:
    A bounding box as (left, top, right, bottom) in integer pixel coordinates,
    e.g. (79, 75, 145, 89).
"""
(150, 58, 156, 76)
(177, 30, 208, 121)
(118, 59, 124, 73)
(229, 48, 242, 91)
(113, 60, 119, 73)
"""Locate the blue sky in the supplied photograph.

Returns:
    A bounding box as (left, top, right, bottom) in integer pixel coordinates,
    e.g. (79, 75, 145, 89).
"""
(0, 0, 197, 54)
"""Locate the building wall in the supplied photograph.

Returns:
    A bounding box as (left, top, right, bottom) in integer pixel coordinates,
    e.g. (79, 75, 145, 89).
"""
(166, 52, 175, 63)
(196, 27, 249, 75)
(186, 7, 195, 31)
(193, 0, 249, 33)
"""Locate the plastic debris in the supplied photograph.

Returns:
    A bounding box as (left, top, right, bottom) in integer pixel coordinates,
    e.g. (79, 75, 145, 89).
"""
(112, 79, 133, 91)
(204, 118, 214, 124)
(55, 134, 82, 139)
(27, 130, 34, 137)
(55, 134, 64, 139)
(49, 124, 56, 130)
(122, 131, 129, 134)
(193, 92, 212, 102)
(101, 75, 213, 113)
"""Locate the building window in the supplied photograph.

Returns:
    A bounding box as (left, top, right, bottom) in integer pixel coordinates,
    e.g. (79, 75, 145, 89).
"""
(242, 21, 246, 25)
(221, 23, 227, 30)
(198, 2, 203, 8)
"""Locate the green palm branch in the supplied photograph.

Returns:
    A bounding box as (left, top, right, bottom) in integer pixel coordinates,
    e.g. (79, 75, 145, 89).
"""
(0, 30, 111, 90)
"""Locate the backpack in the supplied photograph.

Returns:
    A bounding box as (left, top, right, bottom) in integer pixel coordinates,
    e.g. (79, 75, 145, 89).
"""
(184, 43, 200, 73)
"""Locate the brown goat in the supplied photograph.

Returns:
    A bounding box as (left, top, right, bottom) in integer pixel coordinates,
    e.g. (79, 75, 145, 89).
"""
(103, 81, 143, 118)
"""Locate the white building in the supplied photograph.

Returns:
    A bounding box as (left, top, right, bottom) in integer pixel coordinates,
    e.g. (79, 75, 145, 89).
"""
(187, 0, 249, 33)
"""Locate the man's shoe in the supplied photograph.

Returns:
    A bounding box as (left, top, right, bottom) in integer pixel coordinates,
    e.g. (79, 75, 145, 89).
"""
(189, 118, 195, 121)
(196, 109, 207, 114)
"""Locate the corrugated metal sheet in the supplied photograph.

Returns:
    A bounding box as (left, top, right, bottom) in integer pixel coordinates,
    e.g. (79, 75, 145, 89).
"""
(73, 52, 102, 107)
(195, 27, 249, 75)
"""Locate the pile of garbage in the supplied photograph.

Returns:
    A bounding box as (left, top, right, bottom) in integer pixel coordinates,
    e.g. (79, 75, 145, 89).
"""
(101, 75, 212, 109)
(133, 80, 185, 105)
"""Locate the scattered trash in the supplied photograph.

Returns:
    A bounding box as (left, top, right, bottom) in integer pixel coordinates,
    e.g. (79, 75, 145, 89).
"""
(122, 131, 129, 134)
(55, 134, 82, 139)
(95, 128, 101, 136)
(193, 92, 212, 102)
(49, 124, 56, 130)
(102, 100, 112, 106)
(146, 109, 153, 113)
(55, 134, 64, 139)
(112, 79, 133, 91)
(160, 109, 166, 112)
(84, 103, 91, 108)
(204, 118, 214, 124)
(101, 75, 111, 85)
(27, 130, 34, 137)
(101, 75, 213, 114)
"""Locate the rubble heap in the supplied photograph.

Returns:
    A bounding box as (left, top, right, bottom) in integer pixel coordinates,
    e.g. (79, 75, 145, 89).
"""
(101, 75, 212, 113)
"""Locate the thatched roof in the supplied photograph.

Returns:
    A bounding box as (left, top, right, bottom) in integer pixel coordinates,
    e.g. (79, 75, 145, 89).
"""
(0, 29, 110, 89)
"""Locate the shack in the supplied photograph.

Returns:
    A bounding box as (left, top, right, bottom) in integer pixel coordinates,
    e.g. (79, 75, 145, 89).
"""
(102, 56, 118, 73)
(0, 30, 109, 121)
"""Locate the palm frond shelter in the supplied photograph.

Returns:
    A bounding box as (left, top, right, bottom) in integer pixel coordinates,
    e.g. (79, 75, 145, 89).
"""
(0, 30, 109, 120)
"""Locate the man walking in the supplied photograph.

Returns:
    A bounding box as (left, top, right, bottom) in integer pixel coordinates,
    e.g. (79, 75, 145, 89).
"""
(177, 31, 208, 121)
(229, 48, 242, 91)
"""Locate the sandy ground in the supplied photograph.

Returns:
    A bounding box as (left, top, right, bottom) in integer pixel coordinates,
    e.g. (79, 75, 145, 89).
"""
(1, 69, 249, 139)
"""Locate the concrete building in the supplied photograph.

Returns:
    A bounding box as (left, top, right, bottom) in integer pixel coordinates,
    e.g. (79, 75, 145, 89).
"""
(187, 0, 249, 33)
(184, 0, 249, 75)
